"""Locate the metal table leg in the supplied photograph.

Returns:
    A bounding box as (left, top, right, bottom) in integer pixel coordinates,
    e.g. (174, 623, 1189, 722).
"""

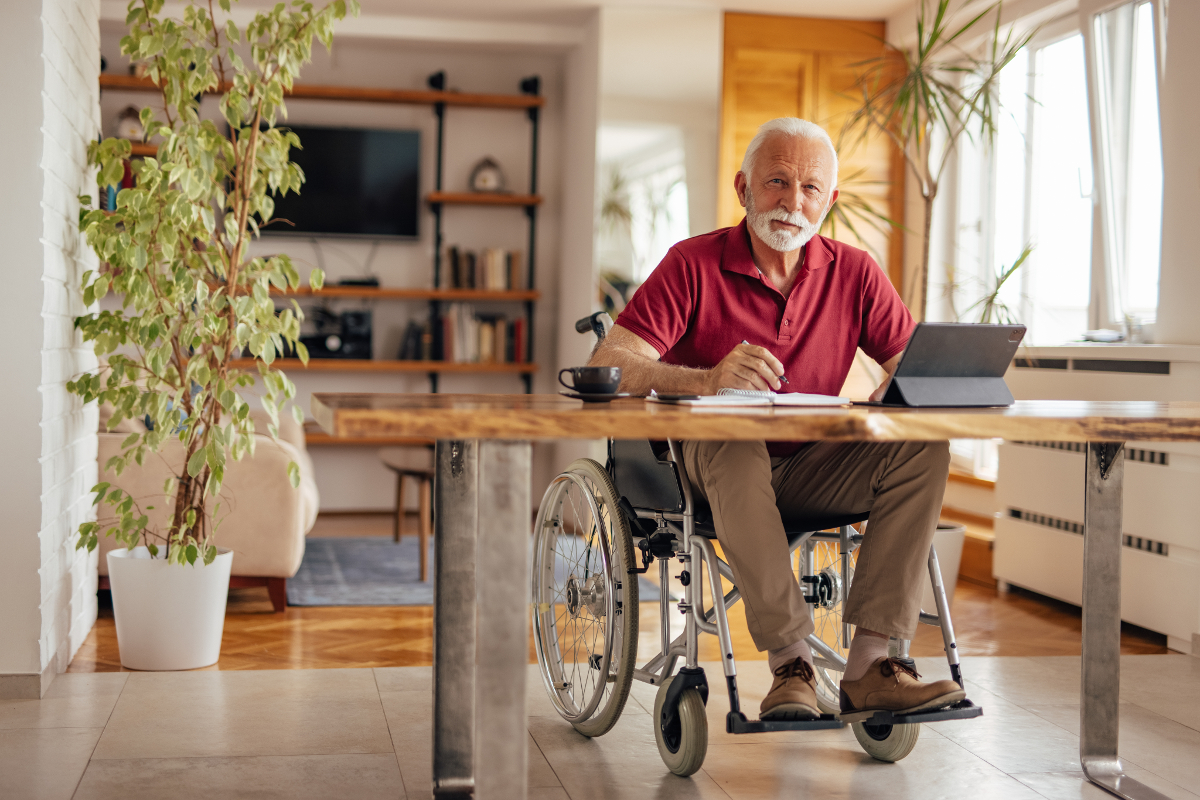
(1080, 442, 1170, 800)
(433, 440, 478, 800)
(433, 440, 531, 800)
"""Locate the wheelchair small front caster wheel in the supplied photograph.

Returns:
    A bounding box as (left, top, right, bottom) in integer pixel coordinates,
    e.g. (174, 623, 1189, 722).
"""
(852, 720, 920, 762)
(653, 675, 708, 776)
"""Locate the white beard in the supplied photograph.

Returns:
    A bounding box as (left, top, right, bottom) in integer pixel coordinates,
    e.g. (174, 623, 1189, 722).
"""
(745, 185, 827, 253)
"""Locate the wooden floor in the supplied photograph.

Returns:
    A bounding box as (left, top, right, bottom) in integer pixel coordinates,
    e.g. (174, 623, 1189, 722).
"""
(67, 513, 1169, 673)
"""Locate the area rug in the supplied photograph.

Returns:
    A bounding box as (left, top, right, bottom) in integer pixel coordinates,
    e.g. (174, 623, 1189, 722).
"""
(287, 536, 664, 606)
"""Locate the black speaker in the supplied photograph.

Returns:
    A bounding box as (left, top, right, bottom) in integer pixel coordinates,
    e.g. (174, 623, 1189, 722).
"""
(300, 309, 372, 359)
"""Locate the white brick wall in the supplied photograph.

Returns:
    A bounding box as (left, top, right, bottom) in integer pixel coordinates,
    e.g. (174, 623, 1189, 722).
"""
(38, 0, 100, 677)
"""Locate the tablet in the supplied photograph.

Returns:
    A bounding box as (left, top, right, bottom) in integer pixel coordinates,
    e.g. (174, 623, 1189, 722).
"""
(873, 322, 1026, 408)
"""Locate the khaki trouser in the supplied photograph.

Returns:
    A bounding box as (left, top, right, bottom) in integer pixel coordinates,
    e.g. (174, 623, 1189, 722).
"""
(680, 439, 951, 651)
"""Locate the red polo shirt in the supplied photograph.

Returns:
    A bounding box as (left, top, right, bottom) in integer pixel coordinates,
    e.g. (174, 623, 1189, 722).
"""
(616, 219, 914, 455)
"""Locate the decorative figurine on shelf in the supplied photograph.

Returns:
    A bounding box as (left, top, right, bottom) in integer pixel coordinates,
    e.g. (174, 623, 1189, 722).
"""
(469, 157, 507, 193)
(114, 106, 143, 140)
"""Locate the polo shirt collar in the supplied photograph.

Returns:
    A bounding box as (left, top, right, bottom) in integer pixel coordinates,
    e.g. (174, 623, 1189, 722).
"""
(720, 218, 834, 280)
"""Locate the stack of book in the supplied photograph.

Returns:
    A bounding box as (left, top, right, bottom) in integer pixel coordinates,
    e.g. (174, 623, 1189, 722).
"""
(438, 303, 526, 364)
(441, 246, 525, 290)
(396, 320, 435, 361)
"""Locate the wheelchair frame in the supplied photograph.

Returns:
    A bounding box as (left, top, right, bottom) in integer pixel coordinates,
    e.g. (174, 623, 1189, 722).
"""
(618, 438, 980, 736)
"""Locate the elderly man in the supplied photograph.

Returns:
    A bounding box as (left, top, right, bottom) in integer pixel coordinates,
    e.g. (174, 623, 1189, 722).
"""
(588, 117, 962, 721)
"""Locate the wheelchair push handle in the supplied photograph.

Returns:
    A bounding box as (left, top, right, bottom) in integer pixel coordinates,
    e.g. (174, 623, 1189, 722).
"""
(575, 311, 614, 342)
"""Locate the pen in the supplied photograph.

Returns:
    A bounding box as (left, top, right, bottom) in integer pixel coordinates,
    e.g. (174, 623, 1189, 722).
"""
(741, 340, 789, 384)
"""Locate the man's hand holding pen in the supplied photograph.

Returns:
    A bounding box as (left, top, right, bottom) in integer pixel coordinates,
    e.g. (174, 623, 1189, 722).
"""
(704, 341, 788, 394)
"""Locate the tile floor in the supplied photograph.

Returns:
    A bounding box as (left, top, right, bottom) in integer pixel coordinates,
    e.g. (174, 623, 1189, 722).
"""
(2, 656, 1197, 799)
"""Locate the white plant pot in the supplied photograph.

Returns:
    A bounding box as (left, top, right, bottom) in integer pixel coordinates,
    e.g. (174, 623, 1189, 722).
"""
(919, 522, 966, 614)
(106, 546, 233, 671)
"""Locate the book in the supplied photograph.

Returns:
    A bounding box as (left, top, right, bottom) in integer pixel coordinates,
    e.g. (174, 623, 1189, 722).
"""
(436, 305, 521, 364)
(512, 317, 526, 363)
(443, 246, 526, 290)
(420, 321, 433, 360)
(719, 388, 849, 406)
(397, 320, 424, 360)
(646, 388, 849, 407)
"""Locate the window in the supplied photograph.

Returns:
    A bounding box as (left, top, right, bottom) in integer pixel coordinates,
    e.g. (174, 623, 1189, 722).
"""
(947, 1, 1164, 481)
(1089, 0, 1164, 326)
(948, 0, 1165, 344)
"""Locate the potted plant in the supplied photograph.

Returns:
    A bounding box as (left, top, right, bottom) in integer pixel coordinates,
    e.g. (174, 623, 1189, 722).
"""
(845, 0, 1035, 319)
(69, 0, 357, 670)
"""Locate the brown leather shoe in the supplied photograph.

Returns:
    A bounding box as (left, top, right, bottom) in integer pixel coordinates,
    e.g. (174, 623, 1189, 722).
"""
(838, 657, 965, 723)
(760, 657, 821, 721)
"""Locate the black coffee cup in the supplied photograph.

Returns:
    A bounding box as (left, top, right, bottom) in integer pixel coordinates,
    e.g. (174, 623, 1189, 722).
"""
(559, 366, 622, 394)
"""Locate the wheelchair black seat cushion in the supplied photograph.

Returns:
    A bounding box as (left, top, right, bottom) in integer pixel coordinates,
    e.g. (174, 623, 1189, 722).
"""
(693, 499, 868, 539)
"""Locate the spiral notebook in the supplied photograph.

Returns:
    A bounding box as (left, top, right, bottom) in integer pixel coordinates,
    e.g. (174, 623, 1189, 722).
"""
(647, 388, 849, 407)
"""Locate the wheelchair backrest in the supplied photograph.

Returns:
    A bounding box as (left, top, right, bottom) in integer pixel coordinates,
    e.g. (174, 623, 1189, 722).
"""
(608, 439, 685, 513)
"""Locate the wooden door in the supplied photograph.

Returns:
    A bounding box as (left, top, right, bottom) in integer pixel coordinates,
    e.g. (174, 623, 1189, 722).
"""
(720, 13, 905, 290)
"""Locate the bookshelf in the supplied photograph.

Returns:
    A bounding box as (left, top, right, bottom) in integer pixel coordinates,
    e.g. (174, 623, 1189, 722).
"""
(101, 69, 544, 393)
(98, 73, 545, 110)
(425, 70, 541, 393)
(275, 287, 539, 302)
(426, 191, 541, 206)
(231, 358, 536, 374)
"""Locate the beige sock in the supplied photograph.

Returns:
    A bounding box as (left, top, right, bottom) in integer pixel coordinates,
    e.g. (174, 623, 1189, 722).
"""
(767, 639, 813, 673)
(842, 631, 889, 682)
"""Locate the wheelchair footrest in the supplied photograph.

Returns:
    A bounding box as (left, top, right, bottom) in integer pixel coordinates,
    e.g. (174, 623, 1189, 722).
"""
(853, 699, 983, 726)
(726, 711, 844, 734)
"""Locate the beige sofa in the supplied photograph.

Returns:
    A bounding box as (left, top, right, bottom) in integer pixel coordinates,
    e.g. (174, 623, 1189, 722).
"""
(96, 406, 320, 612)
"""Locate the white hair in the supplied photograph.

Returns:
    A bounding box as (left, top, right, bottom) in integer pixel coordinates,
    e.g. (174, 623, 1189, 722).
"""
(740, 117, 838, 190)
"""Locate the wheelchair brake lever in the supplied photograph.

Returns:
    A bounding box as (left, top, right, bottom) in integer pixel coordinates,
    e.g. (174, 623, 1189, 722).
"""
(618, 496, 654, 575)
(628, 538, 654, 575)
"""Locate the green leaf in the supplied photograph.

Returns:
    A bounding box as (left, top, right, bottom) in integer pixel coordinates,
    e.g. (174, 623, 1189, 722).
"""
(291, 404, 304, 425)
(287, 460, 300, 489)
(147, 543, 159, 557)
(185, 544, 198, 566)
(186, 448, 207, 477)
(203, 545, 217, 566)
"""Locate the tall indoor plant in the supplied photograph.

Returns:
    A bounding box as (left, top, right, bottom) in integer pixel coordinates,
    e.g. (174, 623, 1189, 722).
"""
(846, 0, 1034, 319)
(70, 0, 357, 669)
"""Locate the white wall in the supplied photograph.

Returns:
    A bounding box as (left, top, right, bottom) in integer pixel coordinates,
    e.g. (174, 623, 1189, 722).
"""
(552, 11, 604, 469)
(598, 7, 722, 236)
(0, 0, 100, 698)
(0, 0, 47, 695)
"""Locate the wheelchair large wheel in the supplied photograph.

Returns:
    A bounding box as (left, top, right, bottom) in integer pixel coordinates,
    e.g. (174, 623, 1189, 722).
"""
(653, 675, 708, 777)
(803, 535, 860, 714)
(531, 458, 638, 738)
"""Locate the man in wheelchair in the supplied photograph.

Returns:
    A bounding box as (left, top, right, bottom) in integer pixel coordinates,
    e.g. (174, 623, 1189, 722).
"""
(588, 117, 963, 723)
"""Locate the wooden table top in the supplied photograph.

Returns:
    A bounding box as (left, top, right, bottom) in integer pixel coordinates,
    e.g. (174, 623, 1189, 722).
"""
(310, 394, 1200, 443)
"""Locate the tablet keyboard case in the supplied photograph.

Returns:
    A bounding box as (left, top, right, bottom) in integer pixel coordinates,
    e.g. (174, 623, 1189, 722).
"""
(880, 322, 1025, 408)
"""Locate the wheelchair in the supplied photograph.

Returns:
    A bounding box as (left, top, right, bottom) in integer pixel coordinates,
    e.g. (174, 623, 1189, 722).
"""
(530, 313, 981, 776)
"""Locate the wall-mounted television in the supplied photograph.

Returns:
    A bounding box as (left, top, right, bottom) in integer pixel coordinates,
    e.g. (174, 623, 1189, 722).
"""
(264, 125, 420, 239)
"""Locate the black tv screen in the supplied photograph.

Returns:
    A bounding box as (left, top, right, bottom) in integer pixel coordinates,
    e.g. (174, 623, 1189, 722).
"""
(265, 125, 420, 238)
